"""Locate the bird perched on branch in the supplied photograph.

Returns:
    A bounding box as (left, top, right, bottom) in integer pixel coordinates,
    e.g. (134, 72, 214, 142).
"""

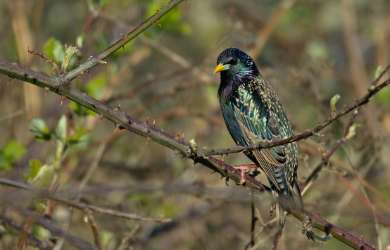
(214, 48, 303, 225)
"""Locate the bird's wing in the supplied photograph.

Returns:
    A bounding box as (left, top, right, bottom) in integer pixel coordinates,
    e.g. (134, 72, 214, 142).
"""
(230, 82, 291, 192)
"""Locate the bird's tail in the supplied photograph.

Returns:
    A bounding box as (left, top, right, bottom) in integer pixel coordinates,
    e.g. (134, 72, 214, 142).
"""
(276, 181, 304, 226)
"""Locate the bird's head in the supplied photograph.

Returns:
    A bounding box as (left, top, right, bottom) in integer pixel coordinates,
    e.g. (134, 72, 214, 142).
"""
(214, 48, 259, 79)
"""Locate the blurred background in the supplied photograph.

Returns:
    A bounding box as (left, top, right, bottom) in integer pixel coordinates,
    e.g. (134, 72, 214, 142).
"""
(0, 0, 390, 249)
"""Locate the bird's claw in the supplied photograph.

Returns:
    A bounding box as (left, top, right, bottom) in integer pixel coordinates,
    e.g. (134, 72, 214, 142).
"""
(233, 164, 257, 185)
(302, 216, 331, 242)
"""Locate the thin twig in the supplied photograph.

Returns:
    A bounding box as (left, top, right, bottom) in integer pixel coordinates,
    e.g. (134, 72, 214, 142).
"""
(84, 209, 102, 250)
(117, 225, 141, 250)
(0, 215, 53, 250)
(302, 110, 359, 193)
(0, 178, 170, 223)
(62, 0, 187, 83)
(342, 0, 378, 136)
(244, 190, 257, 249)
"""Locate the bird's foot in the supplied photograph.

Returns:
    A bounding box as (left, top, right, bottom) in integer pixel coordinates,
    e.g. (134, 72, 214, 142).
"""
(302, 215, 331, 242)
(233, 164, 257, 185)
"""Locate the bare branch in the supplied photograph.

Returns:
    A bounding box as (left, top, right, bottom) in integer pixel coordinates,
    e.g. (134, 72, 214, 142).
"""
(62, 0, 187, 83)
(0, 178, 170, 223)
(0, 215, 53, 250)
(290, 210, 375, 250)
(302, 110, 359, 193)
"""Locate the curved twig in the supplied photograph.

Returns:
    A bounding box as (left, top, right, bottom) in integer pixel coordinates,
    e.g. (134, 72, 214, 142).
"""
(62, 0, 187, 83)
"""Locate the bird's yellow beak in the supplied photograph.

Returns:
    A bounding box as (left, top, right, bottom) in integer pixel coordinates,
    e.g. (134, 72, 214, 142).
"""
(214, 64, 226, 73)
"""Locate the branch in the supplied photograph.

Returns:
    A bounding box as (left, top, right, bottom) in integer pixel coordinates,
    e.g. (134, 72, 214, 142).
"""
(30, 212, 98, 250)
(0, 178, 170, 223)
(62, 0, 186, 83)
(302, 109, 359, 193)
(289, 209, 375, 250)
(3, 207, 98, 250)
(201, 65, 390, 157)
(0, 215, 53, 250)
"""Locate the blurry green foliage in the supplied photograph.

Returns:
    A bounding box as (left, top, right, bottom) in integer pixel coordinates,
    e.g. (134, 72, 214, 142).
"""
(278, 4, 314, 39)
(29, 116, 90, 150)
(69, 73, 107, 115)
(112, 42, 134, 58)
(330, 94, 341, 114)
(44, 37, 65, 64)
(29, 118, 52, 140)
(67, 127, 90, 149)
(128, 193, 180, 218)
(55, 115, 67, 142)
(43, 37, 79, 72)
(27, 116, 90, 187)
(374, 66, 390, 105)
(376, 87, 390, 105)
(145, 0, 191, 35)
(25, 159, 43, 182)
(158, 201, 179, 217)
(29, 163, 56, 188)
(76, 35, 85, 48)
(0, 140, 26, 171)
(306, 40, 329, 60)
(100, 230, 115, 249)
(31, 226, 50, 243)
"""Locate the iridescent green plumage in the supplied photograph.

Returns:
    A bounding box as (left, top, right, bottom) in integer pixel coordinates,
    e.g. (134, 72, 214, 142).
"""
(216, 48, 300, 202)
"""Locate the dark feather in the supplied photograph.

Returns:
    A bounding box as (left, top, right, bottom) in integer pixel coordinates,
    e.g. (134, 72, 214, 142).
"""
(216, 48, 299, 197)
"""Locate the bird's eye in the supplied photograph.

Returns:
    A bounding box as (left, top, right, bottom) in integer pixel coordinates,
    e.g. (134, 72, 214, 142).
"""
(226, 57, 237, 65)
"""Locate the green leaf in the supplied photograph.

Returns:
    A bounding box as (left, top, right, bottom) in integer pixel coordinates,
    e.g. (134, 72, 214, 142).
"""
(43, 38, 65, 64)
(55, 115, 67, 141)
(376, 87, 390, 105)
(374, 65, 384, 79)
(76, 35, 84, 48)
(330, 94, 341, 115)
(62, 46, 79, 71)
(68, 101, 97, 116)
(32, 225, 50, 241)
(26, 159, 43, 181)
(0, 154, 10, 171)
(0, 140, 26, 171)
(30, 164, 55, 188)
(29, 118, 52, 140)
(67, 127, 90, 149)
(345, 123, 359, 140)
(112, 42, 134, 57)
(3, 140, 26, 161)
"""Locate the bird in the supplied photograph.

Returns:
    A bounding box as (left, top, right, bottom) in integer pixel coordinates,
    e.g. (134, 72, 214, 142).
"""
(214, 48, 303, 225)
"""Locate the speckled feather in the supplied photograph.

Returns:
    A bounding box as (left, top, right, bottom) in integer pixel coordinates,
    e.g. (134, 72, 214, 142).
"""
(216, 48, 298, 196)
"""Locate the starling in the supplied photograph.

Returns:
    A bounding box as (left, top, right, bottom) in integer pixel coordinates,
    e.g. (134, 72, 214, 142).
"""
(215, 48, 302, 223)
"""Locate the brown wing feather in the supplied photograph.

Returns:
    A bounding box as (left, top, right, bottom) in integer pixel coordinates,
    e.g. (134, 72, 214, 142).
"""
(236, 119, 284, 190)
